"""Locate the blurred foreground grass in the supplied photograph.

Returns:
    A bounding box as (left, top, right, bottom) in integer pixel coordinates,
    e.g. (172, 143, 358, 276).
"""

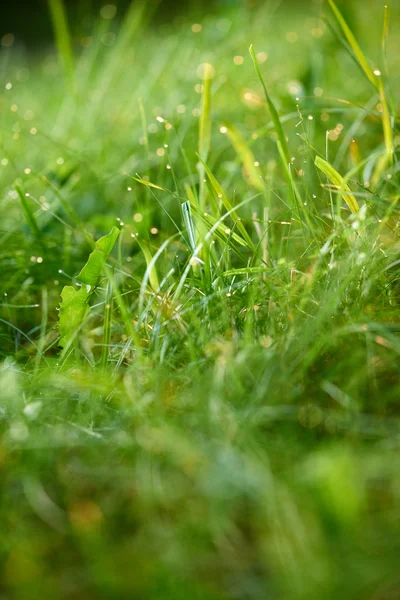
(1, 0, 400, 598)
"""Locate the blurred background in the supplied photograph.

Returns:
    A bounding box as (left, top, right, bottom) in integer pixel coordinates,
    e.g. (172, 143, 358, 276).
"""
(1, 0, 362, 47)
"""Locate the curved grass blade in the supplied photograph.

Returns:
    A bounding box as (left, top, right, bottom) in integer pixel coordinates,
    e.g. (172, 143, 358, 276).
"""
(225, 124, 264, 191)
(198, 156, 255, 251)
(249, 44, 290, 166)
(315, 156, 359, 214)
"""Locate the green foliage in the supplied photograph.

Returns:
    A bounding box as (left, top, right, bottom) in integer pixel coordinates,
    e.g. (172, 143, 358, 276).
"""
(58, 226, 119, 347)
(1, 1, 400, 598)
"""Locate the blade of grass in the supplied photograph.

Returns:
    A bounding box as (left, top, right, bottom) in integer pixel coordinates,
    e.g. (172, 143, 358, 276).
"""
(101, 278, 113, 371)
(198, 63, 213, 210)
(225, 124, 264, 192)
(15, 184, 42, 242)
(327, 0, 376, 86)
(48, 0, 75, 85)
(249, 44, 290, 166)
(315, 156, 359, 214)
(327, 0, 393, 164)
(199, 156, 256, 251)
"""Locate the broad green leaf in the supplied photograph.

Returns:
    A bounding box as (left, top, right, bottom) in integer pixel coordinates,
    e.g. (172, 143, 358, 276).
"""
(58, 226, 120, 348)
(77, 226, 120, 288)
(59, 285, 89, 348)
(315, 156, 359, 214)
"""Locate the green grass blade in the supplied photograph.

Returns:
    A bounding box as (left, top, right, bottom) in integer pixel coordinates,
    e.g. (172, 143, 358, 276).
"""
(198, 63, 213, 209)
(101, 279, 113, 370)
(225, 125, 264, 191)
(48, 0, 75, 84)
(327, 0, 376, 87)
(315, 156, 359, 214)
(249, 44, 290, 166)
(181, 201, 197, 252)
(15, 184, 42, 242)
(199, 157, 255, 251)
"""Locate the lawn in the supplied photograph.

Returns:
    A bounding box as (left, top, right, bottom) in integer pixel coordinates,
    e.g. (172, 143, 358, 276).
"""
(1, 0, 400, 598)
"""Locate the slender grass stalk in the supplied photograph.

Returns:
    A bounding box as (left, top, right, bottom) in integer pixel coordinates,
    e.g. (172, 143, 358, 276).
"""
(101, 278, 113, 370)
(48, 0, 75, 85)
(249, 44, 290, 166)
(15, 184, 42, 242)
(198, 63, 213, 210)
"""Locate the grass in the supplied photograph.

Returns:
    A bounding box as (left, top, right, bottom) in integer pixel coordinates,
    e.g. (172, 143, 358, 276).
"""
(1, 0, 400, 597)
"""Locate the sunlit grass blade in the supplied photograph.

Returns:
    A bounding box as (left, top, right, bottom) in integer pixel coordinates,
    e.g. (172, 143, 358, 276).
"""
(249, 44, 290, 166)
(225, 125, 264, 191)
(181, 201, 197, 252)
(101, 278, 113, 370)
(136, 239, 160, 293)
(199, 210, 248, 248)
(223, 267, 271, 277)
(327, 0, 376, 86)
(48, 0, 75, 84)
(315, 156, 359, 214)
(327, 0, 393, 165)
(198, 62, 213, 209)
(199, 157, 255, 251)
(15, 184, 42, 242)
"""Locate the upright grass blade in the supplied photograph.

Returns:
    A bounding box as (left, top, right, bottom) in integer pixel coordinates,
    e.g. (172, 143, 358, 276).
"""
(181, 201, 197, 252)
(136, 240, 160, 293)
(327, 0, 376, 86)
(101, 278, 113, 370)
(40, 175, 94, 248)
(15, 184, 42, 242)
(315, 156, 359, 214)
(199, 157, 255, 251)
(48, 0, 75, 85)
(198, 63, 213, 209)
(249, 45, 290, 167)
(225, 125, 264, 192)
(327, 0, 393, 165)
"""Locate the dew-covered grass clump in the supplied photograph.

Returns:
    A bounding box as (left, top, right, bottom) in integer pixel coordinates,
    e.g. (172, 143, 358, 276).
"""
(1, 0, 400, 597)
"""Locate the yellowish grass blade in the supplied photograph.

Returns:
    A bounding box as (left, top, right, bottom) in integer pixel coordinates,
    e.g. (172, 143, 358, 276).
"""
(199, 157, 255, 250)
(198, 63, 213, 209)
(249, 44, 290, 166)
(328, 0, 393, 165)
(225, 125, 264, 192)
(48, 0, 75, 84)
(315, 156, 359, 214)
(327, 0, 376, 87)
